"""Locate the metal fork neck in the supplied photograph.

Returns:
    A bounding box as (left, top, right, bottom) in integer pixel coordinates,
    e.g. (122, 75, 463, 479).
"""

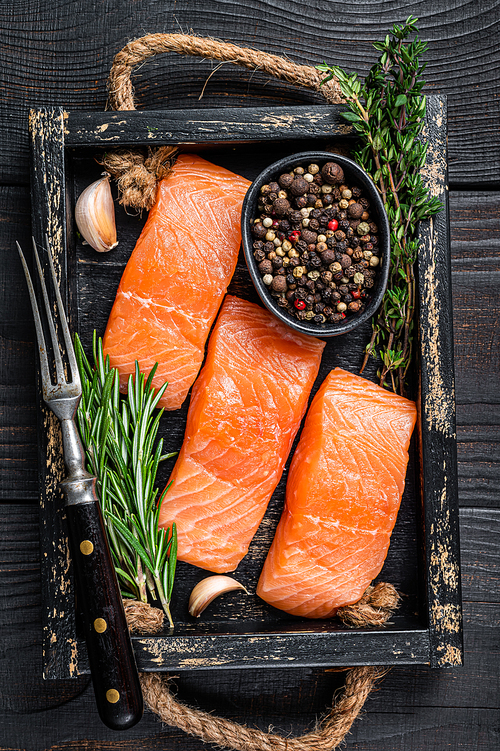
(58, 417, 97, 506)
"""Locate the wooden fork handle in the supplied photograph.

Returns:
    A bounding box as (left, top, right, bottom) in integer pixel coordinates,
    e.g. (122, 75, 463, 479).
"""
(64, 493, 144, 730)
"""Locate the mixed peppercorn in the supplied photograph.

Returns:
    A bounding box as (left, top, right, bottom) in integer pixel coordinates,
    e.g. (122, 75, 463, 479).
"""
(250, 160, 381, 325)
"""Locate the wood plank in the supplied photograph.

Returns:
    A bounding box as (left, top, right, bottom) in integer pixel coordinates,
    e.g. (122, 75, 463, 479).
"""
(451, 192, 500, 507)
(417, 98, 461, 667)
(0, 2, 498, 185)
(65, 107, 357, 145)
(1, 190, 498, 510)
(0, 186, 38, 500)
(1, 504, 498, 748)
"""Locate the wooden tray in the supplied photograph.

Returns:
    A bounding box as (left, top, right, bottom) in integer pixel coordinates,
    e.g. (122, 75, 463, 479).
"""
(29, 98, 463, 679)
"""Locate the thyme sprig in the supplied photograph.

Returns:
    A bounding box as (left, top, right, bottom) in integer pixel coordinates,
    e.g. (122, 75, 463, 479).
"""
(317, 16, 443, 394)
(74, 332, 177, 628)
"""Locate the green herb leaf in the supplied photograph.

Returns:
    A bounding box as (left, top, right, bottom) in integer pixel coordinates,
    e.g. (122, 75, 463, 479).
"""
(315, 16, 443, 395)
(74, 333, 178, 625)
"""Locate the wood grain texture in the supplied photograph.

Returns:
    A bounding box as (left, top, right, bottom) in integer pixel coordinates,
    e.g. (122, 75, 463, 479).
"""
(2, 193, 497, 505)
(32, 102, 462, 672)
(0, 186, 38, 500)
(0, 2, 499, 746)
(0, 1, 499, 185)
(0, 504, 498, 748)
(452, 193, 500, 508)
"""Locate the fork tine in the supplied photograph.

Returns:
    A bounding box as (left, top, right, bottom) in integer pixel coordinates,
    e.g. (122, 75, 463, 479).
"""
(43, 235, 81, 389)
(16, 242, 53, 391)
(32, 237, 67, 385)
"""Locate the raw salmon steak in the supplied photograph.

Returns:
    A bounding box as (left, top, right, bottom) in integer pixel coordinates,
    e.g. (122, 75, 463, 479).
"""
(103, 153, 250, 410)
(257, 368, 417, 618)
(158, 295, 325, 573)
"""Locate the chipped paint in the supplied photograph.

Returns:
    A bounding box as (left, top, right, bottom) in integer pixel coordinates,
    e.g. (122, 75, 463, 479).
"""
(419, 222, 455, 436)
(34, 100, 462, 676)
(436, 643, 462, 666)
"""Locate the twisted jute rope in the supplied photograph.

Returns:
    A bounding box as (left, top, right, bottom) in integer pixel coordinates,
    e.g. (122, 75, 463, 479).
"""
(123, 582, 399, 750)
(108, 33, 395, 747)
(103, 33, 343, 210)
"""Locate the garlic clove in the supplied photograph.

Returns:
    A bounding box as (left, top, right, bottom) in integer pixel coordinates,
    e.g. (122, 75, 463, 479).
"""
(75, 173, 118, 253)
(188, 575, 248, 618)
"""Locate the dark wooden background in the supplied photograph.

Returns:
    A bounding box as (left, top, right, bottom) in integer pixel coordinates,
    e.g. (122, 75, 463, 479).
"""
(1, 2, 499, 749)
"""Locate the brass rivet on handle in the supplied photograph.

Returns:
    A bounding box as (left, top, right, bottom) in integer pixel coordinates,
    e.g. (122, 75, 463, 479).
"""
(80, 540, 94, 555)
(94, 617, 107, 633)
(106, 689, 120, 704)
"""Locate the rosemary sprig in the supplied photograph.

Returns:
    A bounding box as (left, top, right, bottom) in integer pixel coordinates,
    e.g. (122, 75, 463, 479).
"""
(74, 332, 177, 628)
(317, 16, 443, 395)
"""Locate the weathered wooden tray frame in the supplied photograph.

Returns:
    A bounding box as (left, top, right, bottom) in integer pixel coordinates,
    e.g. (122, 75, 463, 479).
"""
(30, 98, 463, 679)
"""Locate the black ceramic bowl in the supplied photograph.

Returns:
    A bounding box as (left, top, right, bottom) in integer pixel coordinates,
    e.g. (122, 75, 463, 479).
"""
(241, 151, 390, 337)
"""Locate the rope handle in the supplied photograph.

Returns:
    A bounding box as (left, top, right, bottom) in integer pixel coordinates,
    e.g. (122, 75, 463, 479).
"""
(108, 34, 390, 749)
(103, 33, 343, 210)
(107, 32, 343, 111)
(123, 583, 399, 750)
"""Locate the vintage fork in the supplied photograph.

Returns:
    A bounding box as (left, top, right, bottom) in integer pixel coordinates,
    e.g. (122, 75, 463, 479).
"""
(17, 237, 143, 731)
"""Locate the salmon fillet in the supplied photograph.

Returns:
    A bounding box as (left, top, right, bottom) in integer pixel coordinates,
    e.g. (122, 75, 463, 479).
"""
(158, 295, 326, 573)
(103, 154, 251, 411)
(256, 368, 417, 618)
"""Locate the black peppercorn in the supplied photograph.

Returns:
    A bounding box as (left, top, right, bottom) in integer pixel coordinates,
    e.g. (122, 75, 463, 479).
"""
(273, 198, 290, 216)
(347, 202, 364, 219)
(288, 210, 302, 224)
(321, 162, 344, 185)
(254, 249, 266, 263)
(295, 196, 307, 209)
(290, 176, 309, 196)
(258, 259, 273, 275)
(268, 181, 280, 194)
(271, 276, 287, 292)
(301, 229, 317, 245)
(279, 173, 294, 189)
(252, 223, 267, 239)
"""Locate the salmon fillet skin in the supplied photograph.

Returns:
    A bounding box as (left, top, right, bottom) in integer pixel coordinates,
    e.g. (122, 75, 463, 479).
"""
(256, 367, 417, 618)
(158, 295, 326, 573)
(103, 153, 251, 411)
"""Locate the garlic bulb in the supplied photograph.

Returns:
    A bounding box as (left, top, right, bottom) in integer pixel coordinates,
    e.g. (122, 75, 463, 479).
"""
(75, 174, 118, 253)
(188, 576, 248, 618)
